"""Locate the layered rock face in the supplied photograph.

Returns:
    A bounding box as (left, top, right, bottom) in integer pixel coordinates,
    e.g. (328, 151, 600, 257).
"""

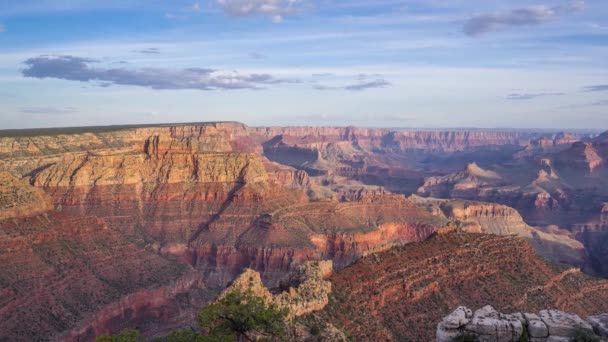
(321, 231, 608, 341)
(190, 193, 444, 287)
(415, 134, 608, 277)
(410, 196, 586, 268)
(0, 181, 207, 341)
(0, 171, 53, 219)
(257, 128, 550, 195)
(0, 122, 604, 340)
(437, 306, 608, 342)
(0, 122, 456, 340)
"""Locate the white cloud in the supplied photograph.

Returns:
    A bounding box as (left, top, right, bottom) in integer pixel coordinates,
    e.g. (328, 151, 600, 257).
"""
(216, 0, 301, 22)
(0, 24, 5, 33)
(21, 55, 300, 90)
(463, 1, 586, 36)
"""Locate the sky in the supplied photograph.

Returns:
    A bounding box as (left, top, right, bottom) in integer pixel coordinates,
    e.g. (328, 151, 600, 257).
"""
(0, 0, 607, 129)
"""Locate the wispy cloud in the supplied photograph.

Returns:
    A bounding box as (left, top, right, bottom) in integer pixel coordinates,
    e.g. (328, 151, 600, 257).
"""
(20, 106, 78, 115)
(249, 51, 266, 59)
(584, 85, 608, 92)
(506, 92, 565, 100)
(215, 0, 301, 22)
(21, 55, 298, 91)
(192, 2, 201, 12)
(463, 1, 586, 36)
(133, 47, 160, 54)
(0, 24, 5, 33)
(345, 79, 391, 91)
(590, 100, 608, 106)
(314, 78, 391, 91)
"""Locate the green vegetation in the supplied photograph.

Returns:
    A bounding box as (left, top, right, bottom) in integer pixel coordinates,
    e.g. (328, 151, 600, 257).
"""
(96, 289, 288, 342)
(165, 329, 201, 342)
(97, 329, 141, 342)
(197, 289, 288, 341)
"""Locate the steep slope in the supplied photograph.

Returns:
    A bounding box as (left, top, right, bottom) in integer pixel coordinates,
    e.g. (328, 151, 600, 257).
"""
(0, 123, 453, 340)
(322, 231, 608, 341)
(0, 170, 53, 219)
(0, 177, 207, 342)
(0, 123, 601, 340)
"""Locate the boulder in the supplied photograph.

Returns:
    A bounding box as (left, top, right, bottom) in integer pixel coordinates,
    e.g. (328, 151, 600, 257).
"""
(587, 313, 608, 337)
(545, 336, 571, 342)
(465, 305, 523, 342)
(539, 310, 594, 337)
(512, 312, 525, 326)
(443, 306, 473, 329)
(524, 313, 549, 338)
(436, 321, 464, 342)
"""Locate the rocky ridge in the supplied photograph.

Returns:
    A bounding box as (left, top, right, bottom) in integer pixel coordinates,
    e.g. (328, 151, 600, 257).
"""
(321, 231, 608, 341)
(218, 260, 347, 341)
(437, 305, 608, 342)
(221, 260, 333, 318)
(410, 196, 586, 268)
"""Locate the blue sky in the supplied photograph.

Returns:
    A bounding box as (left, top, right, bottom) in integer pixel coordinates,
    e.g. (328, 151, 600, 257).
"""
(0, 0, 607, 129)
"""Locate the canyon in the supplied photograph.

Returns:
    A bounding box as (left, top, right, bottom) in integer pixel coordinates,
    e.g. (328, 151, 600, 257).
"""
(322, 230, 608, 341)
(0, 122, 607, 341)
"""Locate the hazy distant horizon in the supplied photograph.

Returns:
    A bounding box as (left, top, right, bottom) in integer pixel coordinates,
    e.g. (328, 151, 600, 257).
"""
(0, 120, 604, 136)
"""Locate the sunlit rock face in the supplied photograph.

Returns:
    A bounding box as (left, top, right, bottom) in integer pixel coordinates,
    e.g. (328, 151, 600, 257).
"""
(0, 123, 465, 340)
(1, 122, 606, 340)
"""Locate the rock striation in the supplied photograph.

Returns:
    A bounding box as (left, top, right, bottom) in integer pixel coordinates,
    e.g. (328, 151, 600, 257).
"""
(321, 231, 608, 341)
(0, 122, 604, 340)
(437, 306, 608, 342)
(410, 196, 587, 269)
(0, 171, 53, 219)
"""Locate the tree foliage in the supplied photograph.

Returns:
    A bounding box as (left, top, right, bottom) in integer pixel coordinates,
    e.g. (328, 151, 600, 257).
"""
(165, 328, 203, 342)
(96, 290, 288, 342)
(197, 289, 288, 341)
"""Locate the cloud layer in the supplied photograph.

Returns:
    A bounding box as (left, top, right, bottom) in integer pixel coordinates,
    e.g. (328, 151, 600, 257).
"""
(464, 1, 585, 36)
(584, 85, 608, 92)
(216, 0, 300, 22)
(20, 106, 78, 115)
(22, 55, 296, 90)
(506, 92, 565, 100)
(314, 79, 391, 91)
(133, 47, 160, 54)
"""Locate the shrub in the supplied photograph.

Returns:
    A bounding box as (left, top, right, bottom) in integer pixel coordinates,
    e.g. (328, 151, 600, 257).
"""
(197, 289, 288, 341)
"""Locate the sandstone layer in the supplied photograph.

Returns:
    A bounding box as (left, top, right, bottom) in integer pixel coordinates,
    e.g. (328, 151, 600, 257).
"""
(410, 196, 586, 268)
(416, 138, 608, 277)
(321, 231, 608, 341)
(0, 122, 603, 341)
